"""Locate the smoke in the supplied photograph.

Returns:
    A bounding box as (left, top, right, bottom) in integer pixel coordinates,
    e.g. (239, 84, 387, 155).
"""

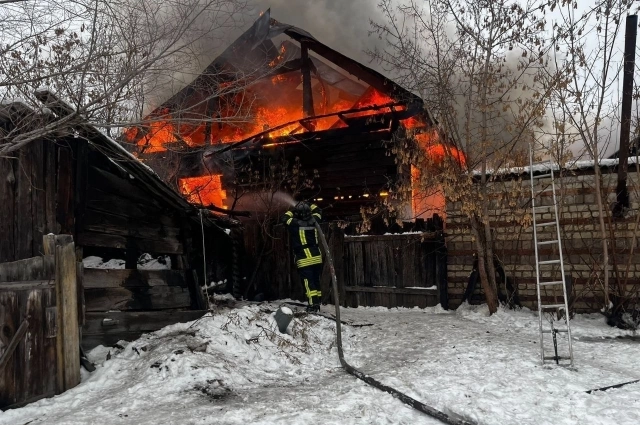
(142, 0, 388, 114)
(248, 0, 385, 67)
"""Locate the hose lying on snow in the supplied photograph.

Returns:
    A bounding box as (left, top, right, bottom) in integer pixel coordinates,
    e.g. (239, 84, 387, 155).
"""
(314, 222, 476, 425)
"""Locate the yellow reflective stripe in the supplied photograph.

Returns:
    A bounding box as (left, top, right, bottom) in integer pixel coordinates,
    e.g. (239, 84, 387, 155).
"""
(298, 256, 322, 263)
(304, 279, 313, 304)
(296, 256, 322, 267)
(285, 211, 293, 217)
(299, 229, 307, 246)
(304, 248, 312, 258)
(298, 255, 322, 263)
(312, 213, 321, 218)
(286, 218, 293, 225)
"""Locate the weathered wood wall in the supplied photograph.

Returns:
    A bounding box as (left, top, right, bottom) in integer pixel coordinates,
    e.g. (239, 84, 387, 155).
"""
(79, 152, 186, 257)
(82, 268, 205, 349)
(0, 136, 217, 272)
(240, 221, 447, 309)
(0, 139, 61, 263)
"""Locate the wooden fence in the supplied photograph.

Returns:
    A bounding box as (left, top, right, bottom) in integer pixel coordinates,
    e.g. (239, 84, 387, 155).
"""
(0, 235, 80, 409)
(342, 233, 447, 308)
(242, 222, 448, 309)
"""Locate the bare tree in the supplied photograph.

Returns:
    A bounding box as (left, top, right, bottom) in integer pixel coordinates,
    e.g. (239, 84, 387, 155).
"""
(0, 0, 248, 155)
(370, 0, 555, 313)
(547, 0, 638, 313)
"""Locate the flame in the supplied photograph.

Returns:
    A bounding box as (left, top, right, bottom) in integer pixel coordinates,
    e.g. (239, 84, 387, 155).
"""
(414, 132, 466, 166)
(269, 45, 287, 68)
(409, 130, 466, 220)
(179, 175, 227, 208)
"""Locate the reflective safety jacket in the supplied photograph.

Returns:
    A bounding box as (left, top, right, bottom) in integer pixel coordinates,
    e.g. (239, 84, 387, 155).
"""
(281, 204, 323, 268)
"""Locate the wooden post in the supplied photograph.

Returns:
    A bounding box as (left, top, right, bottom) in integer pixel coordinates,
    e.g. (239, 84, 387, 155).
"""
(614, 14, 638, 216)
(301, 41, 316, 120)
(54, 235, 80, 392)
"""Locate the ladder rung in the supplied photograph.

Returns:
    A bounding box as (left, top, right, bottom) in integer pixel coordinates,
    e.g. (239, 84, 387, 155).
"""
(540, 304, 566, 309)
(538, 259, 561, 265)
(535, 221, 556, 227)
(543, 356, 571, 361)
(539, 280, 564, 286)
(542, 329, 569, 333)
(537, 240, 559, 245)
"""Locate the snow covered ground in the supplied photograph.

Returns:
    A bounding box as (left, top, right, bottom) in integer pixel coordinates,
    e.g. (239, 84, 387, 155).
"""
(2, 301, 639, 425)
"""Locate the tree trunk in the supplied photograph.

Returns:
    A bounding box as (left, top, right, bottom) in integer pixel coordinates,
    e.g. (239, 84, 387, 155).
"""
(593, 165, 610, 310)
(470, 215, 499, 313)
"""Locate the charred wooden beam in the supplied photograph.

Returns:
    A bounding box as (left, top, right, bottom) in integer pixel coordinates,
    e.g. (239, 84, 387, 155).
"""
(301, 41, 315, 121)
(209, 102, 404, 156)
(270, 58, 303, 76)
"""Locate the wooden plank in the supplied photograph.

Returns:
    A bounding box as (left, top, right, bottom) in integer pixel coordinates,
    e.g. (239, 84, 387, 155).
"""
(344, 233, 437, 242)
(81, 209, 181, 240)
(74, 140, 89, 238)
(0, 290, 18, 407)
(84, 286, 191, 312)
(43, 140, 58, 235)
(344, 286, 438, 295)
(24, 291, 43, 401)
(16, 147, 33, 259)
(55, 234, 80, 391)
(89, 166, 163, 208)
(0, 256, 55, 282)
(56, 146, 74, 235)
(42, 288, 57, 396)
(77, 232, 184, 255)
(354, 242, 364, 286)
(0, 319, 28, 372)
(85, 191, 177, 226)
(0, 158, 11, 262)
(0, 281, 54, 291)
(77, 261, 85, 327)
(31, 140, 46, 258)
(83, 268, 189, 289)
(82, 310, 207, 336)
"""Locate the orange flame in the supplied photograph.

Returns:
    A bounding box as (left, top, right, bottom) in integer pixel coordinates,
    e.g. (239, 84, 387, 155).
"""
(179, 175, 227, 208)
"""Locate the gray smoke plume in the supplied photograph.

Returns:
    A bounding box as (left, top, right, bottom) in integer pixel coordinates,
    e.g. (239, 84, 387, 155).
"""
(145, 1, 387, 112)
(248, 0, 385, 66)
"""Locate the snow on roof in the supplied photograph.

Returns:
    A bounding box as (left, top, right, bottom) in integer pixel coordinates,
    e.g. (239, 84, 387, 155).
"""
(479, 156, 639, 178)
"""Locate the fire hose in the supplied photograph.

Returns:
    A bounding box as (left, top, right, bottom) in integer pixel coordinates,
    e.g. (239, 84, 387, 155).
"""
(314, 222, 476, 425)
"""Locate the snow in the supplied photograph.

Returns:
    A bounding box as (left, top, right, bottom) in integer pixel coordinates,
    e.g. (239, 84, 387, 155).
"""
(479, 157, 640, 177)
(404, 286, 437, 290)
(83, 254, 171, 270)
(2, 302, 639, 425)
(82, 256, 125, 269)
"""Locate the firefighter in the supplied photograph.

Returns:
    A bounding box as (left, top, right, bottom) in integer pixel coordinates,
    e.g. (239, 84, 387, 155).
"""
(282, 201, 323, 312)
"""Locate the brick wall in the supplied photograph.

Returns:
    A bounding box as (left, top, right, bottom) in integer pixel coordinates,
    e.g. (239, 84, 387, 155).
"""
(446, 167, 640, 312)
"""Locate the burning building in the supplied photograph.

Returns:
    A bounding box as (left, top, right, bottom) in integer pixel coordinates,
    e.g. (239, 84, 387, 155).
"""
(126, 10, 462, 223)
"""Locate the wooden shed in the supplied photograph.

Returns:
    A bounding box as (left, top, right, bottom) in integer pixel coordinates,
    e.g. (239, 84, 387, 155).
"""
(0, 92, 233, 355)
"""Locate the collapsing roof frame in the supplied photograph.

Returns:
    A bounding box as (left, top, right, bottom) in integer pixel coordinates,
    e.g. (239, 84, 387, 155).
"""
(140, 9, 434, 150)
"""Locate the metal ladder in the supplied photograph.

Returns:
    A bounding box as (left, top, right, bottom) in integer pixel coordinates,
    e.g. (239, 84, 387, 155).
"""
(529, 145, 574, 367)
